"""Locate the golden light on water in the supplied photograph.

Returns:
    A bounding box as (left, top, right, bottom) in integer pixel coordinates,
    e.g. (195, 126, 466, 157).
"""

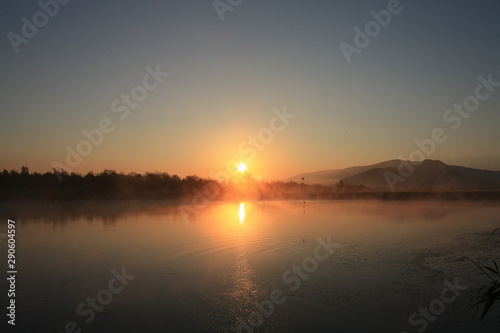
(239, 202, 245, 224)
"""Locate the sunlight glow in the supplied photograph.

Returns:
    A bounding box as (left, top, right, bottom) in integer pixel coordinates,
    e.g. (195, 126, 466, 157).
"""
(237, 163, 247, 173)
(239, 202, 245, 224)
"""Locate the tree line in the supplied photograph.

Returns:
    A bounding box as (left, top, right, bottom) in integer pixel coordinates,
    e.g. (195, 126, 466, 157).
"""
(0, 166, 368, 201)
(3, 166, 497, 201)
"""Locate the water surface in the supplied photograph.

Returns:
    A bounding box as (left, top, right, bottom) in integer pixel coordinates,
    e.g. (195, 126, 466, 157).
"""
(1, 200, 499, 332)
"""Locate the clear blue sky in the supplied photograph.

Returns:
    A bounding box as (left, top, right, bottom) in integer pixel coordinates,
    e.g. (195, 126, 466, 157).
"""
(1, 0, 499, 179)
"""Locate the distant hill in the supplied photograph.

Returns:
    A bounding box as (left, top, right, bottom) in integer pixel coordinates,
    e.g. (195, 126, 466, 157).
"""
(285, 160, 402, 185)
(285, 160, 500, 191)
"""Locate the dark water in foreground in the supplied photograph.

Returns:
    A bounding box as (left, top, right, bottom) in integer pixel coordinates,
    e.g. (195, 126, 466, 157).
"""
(1, 200, 499, 333)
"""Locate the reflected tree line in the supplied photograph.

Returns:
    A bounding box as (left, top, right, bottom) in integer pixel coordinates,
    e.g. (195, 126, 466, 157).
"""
(0, 200, 183, 226)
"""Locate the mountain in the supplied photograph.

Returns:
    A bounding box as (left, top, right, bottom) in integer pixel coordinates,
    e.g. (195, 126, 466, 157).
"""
(285, 160, 500, 191)
(285, 160, 402, 185)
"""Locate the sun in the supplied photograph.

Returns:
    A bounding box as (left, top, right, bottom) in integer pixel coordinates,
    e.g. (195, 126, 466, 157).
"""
(237, 162, 247, 172)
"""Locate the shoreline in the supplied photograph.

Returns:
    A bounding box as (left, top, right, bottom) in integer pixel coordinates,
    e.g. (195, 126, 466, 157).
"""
(2, 190, 500, 202)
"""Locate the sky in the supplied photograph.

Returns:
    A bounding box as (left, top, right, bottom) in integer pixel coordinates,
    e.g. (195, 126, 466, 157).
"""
(1, 0, 500, 180)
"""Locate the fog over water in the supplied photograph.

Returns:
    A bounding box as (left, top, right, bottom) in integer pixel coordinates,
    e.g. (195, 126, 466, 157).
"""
(1, 200, 499, 332)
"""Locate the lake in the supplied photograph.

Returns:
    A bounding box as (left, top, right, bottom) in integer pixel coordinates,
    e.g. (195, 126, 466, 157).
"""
(1, 200, 499, 332)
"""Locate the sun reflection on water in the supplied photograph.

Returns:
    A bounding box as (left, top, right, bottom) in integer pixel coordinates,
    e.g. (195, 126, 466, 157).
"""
(239, 202, 245, 225)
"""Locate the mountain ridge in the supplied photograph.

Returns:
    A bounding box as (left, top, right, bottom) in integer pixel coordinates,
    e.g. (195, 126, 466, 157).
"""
(284, 159, 500, 190)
